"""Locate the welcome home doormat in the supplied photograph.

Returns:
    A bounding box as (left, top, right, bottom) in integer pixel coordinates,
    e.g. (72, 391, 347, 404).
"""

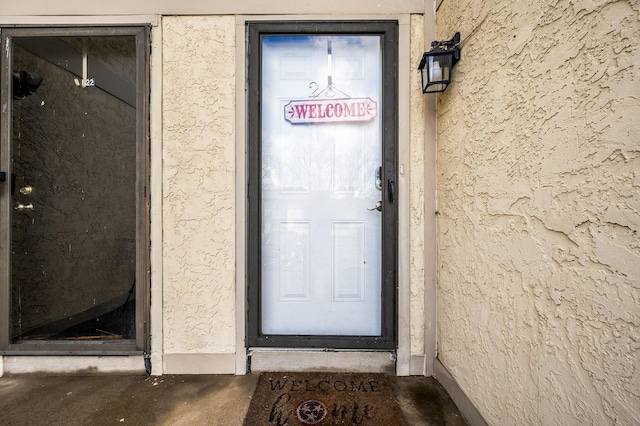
(243, 372, 407, 426)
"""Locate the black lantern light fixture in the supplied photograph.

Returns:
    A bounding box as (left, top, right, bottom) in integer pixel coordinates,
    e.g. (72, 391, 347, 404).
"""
(418, 32, 461, 93)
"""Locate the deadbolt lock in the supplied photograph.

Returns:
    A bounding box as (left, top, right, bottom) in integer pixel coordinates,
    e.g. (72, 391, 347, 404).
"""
(19, 186, 34, 195)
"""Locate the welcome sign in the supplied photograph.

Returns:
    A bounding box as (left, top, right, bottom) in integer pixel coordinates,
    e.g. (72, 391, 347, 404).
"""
(285, 98, 377, 124)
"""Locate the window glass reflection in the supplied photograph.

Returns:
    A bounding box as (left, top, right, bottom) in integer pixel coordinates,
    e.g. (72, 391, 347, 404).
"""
(10, 36, 137, 342)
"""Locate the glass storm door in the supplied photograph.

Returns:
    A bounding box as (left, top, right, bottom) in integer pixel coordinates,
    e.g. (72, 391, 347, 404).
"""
(0, 27, 149, 353)
(247, 22, 398, 349)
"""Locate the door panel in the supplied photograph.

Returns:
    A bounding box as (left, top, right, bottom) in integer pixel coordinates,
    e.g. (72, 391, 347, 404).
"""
(261, 35, 382, 336)
(248, 21, 398, 349)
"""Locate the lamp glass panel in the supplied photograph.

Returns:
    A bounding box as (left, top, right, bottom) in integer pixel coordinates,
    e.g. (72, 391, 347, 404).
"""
(442, 59, 451, 81)
(431, 83, 447, 93)
(428, 54, 453, 84)
(428, 56, 443, 83)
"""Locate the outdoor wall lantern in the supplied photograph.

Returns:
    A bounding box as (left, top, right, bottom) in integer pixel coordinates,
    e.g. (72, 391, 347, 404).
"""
(418, 32, 461, 93)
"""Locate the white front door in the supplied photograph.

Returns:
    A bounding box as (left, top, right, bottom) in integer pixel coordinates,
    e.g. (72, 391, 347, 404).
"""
(261, 35, 382, 336)
(247, 21, 398, 349)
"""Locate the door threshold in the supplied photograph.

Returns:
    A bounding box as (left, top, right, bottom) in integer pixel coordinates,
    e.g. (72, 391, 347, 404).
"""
(1, 339, 140, 356)
(248, 350, 396, 375)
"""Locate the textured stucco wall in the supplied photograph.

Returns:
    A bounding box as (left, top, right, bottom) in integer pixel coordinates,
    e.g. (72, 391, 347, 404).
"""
(436, 0, 639, 424)
(410, 13, 427, 357)
(162, 16, 236, 354)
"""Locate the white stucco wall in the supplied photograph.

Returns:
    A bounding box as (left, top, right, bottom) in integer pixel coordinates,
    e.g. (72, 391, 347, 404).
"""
(162, 16, 237, 356)
(436, 0, 639, 424)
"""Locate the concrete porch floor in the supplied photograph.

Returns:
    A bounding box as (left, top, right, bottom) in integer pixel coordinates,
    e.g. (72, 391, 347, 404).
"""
(0, 374, 467, 425)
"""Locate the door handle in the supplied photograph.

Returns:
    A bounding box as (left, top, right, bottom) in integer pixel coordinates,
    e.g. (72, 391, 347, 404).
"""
(15, 203, 34, 211)
(387, 178, 395, 203)
(368, 201, 382, 212)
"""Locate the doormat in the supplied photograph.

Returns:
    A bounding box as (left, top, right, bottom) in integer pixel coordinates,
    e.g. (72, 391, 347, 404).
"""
(243, 372, 407, 426)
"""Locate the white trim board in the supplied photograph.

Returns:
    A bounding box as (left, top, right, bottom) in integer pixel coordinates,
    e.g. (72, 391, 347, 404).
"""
(1, 1, 423, 17)
(0, 15, 160, 26)
(163, 354, 237, 375)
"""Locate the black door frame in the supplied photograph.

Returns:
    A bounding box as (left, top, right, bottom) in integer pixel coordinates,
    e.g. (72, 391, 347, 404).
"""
(0, 26, 150, 355)
(246, 20, 398, 350)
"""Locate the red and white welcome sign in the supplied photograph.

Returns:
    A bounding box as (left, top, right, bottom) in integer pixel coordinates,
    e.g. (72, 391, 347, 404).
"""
(285, 98, 377, 124)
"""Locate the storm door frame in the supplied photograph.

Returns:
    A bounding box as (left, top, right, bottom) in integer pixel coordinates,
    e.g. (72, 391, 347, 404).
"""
(246, 20, 399, 350)
(0, 26, 151, 355)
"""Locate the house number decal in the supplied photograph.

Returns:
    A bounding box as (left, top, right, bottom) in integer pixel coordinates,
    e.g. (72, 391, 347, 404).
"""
(73, 77, 96, 87)
(285, 98, 377, 124)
